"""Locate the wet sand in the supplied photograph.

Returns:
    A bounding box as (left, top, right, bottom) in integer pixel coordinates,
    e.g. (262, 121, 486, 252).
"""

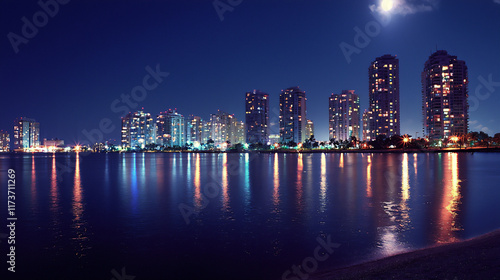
(311, 230, 500, 280)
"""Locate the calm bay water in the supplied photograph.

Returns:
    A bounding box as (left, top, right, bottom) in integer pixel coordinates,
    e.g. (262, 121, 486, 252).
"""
(1, 152, 499, 279)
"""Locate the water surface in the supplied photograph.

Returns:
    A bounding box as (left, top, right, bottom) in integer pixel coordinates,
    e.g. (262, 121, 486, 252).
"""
(0, 152, 499, 279)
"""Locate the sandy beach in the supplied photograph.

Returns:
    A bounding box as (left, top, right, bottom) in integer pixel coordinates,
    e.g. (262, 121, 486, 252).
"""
(311, 230, 500, 280)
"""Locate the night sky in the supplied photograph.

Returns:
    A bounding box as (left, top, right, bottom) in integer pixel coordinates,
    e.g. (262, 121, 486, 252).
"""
(1, 0, 499, 144)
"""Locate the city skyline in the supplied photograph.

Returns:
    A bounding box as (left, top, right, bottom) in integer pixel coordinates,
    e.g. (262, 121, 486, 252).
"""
(1, 1, 500, 143)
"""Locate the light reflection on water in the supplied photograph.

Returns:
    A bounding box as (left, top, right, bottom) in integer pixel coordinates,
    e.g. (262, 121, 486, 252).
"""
(2, 152, 499, 279)
(71, 153, 90, 257)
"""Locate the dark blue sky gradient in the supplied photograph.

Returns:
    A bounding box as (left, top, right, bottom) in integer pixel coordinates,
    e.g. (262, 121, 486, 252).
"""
(1, 0, 499, 143)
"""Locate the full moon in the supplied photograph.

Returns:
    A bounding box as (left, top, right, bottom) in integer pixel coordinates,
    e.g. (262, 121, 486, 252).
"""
(381, 0, 394, 12)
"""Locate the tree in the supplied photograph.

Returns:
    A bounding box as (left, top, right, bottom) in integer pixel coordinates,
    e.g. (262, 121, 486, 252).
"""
(466, 132, 479, 147)
(494, 133, 500, 145)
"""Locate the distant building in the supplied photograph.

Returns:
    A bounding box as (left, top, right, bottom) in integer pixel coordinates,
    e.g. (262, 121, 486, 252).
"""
(233, 121, 246, 144)
(201, 120, 212, 144)
(279, 86, 307, 144)
(329, 90, 360, 141)
(269, 134, 280, 144)
(210, 110, 244, 145)
(367, 54, 400, 140)
(362, 109, 371, 141)
(186, 115, 203, 145)
(305, 119, 314, 139)
(0, 130, 10, 152)
(13, 117, 40, 150)
(422, 50, 468, 140)
(44, 138, 64, 147)
(121, 110, 155, 149)
(245, 90, 269, 144)
(156, 109, 185, 147)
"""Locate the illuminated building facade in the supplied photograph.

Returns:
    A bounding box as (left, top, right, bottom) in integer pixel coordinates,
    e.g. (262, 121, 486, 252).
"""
(279, 86, 307, 144)
(367, 54, 400, 140)
(210, 110, 244, 145)
(362, 109, 371, 141)
(13, 117, 40, 150)
(156, 109, 185, 147)
(44, 138, 64, 147)
(305, 119, 314, 139)
(201, 120, 211, 144)
(0, 130, 10, 152)
(422, 50, 468, 140)
(245, 90, 269, 144)
(329, 90, 360, 141)
(121, 110, 155, 149)
(186, 115, 203, 145)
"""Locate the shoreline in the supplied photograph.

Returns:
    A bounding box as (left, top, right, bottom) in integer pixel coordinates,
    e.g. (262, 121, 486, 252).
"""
(311, 229, 500, 280)
(4, 147, 500, 154)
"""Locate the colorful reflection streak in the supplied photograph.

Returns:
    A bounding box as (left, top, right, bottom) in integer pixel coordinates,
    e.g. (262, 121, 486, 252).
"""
(72, 153, 90, 257)
(399, 153, 411, 229)
(50, 154, 59, 216)
(194, 154, 202, 208)
(221, 153, 229, 210)
(436, 153, 463, 243)
(296, 154, 303, 211)
(401, 153, 410, 201)
(31, 155, 36, 203)
(320, 153, 327, 212)
(273, 153, 279, 208)
(366, 154, 372, 198)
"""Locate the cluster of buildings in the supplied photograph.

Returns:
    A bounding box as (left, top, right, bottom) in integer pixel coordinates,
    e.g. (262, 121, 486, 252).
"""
(120, 109, 246, 149)
(0, 50, 470, 152)
(0, 117, 41, 152)
(246, 50, 468, 145)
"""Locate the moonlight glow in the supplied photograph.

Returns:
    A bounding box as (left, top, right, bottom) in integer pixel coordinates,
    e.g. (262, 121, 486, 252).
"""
(381, 0, 394, 12)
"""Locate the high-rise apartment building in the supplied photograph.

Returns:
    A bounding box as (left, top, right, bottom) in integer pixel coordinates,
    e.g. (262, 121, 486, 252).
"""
(362, 109, 371, 141)
(245, 90, 269, 144)
(329, 90, 360, 141)
(422, 50, 468, 140)
(201, 120, 212, 144)
(13, 117, 40, 150)
(0, 130, 10, 152)
(121, 110, 155, 149)
(367, 54, 400, 140)
(210, 110, 244, 145)
(305, 119, 314, 139)
(186, 115, 203, 145)
(156, 109, 185, 147)
(279, 86, 307, 144)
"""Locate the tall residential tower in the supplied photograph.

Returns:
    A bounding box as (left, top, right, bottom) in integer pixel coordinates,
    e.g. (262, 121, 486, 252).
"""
(121, 110, 155, 149)
(422, 50, 468, 140)
(245, 90, 269, 144)
(13, 117, 40, 150)
(279, 86, 307, 144)
(329, 90, 360, 141)
(367, 54, 400, 140)
(156, 109, 185, 147)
